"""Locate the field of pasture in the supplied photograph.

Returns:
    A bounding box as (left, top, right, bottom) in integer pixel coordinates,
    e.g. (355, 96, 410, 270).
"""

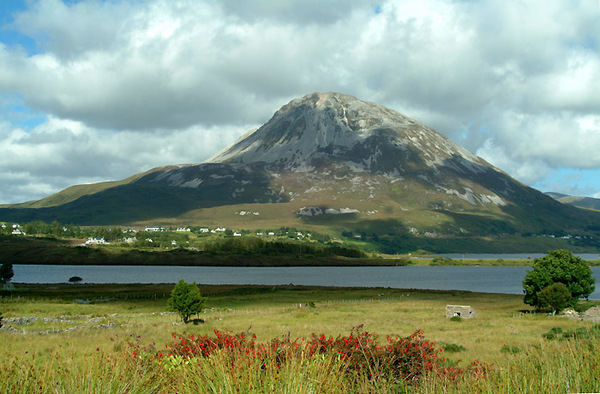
(1, 283, 600, 392)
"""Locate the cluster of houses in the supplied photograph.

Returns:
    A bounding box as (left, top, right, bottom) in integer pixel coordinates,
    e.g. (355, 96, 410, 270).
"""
(84, 237, 109, 245)
(1, 223, 26, 236)
(3, 222, 310, 245)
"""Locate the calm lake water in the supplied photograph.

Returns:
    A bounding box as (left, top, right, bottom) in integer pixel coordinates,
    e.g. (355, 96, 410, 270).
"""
(12, 265, 600, 300)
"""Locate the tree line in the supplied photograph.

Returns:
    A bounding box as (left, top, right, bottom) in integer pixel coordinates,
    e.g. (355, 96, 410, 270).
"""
(203, 237, 365, 258)
(1, 220, 124, 242)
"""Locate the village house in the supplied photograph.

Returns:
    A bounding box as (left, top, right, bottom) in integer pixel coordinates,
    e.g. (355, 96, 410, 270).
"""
(85, 237, 109, 245)
(145, 226, 165, 232)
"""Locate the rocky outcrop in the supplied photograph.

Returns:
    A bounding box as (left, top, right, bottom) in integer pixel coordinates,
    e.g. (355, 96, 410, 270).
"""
(0, 312, 174, 335)
(560, 307, 600, 322)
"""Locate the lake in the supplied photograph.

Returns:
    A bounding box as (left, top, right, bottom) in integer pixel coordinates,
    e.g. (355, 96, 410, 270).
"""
(11, 265, 600, 300)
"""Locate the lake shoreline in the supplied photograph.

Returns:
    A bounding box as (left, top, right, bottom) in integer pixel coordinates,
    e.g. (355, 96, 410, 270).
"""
(9, 264, 600, 299)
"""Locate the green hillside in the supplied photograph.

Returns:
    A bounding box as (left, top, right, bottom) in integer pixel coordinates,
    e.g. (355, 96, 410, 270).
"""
(0, 167, 169, 209)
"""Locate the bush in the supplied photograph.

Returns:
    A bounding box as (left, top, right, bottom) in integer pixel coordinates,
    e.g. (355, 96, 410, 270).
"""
(449, 316, 462, 322)
(542, 325, 600, 341)
(168, 280, 207, 323)
(442, 343, 466, 353)
(69, 276, 83, 284)
(430, 257, 457, 266)
(536, 283, 572, 314)
(542, 326, 564, 340)
(500, 344, 522, 354)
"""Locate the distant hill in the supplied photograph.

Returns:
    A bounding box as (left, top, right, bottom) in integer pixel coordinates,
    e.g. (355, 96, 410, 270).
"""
(545, 192, 600, 211)
(1, 92, 600, 252)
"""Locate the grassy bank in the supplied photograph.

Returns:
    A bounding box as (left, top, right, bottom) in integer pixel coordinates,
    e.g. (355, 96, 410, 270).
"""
(0, 235, 408, 266)
(2, 283, 600, 392)
(2, 235, 599, 268)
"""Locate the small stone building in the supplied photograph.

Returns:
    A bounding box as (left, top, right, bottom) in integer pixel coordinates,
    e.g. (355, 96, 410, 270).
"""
(446, 305, 477, 319)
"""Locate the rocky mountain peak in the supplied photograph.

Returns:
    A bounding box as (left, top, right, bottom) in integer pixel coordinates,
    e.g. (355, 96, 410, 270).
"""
(209, 92, 488, 176)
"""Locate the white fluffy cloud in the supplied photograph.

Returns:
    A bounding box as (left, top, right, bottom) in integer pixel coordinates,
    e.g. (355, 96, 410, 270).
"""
(0, 117, 246, 203)
(0, 0, 599, 203)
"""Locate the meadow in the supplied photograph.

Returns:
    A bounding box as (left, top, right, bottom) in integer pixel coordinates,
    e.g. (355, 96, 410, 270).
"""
(1, 283, 600, 393)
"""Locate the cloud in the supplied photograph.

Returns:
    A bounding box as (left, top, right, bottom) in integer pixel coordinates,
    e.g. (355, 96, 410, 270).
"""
(220, 0, 375, 25)
(0, 117, 246, 204)
(0, 0, 599, 202)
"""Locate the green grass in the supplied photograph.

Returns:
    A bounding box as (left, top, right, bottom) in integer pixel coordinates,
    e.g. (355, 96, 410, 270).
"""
(2, 283, 600, 393)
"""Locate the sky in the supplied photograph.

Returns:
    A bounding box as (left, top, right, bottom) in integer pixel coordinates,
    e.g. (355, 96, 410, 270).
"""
(1, 0, 600, 205)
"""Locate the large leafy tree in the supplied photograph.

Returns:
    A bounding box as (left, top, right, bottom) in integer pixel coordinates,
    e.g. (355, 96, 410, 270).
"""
(0, 262, 14, 284)
(523, 249, 595, 309)
(168, 280, 207, 323)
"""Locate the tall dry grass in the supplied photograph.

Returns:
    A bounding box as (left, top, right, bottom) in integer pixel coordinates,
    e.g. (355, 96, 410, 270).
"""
(2, 334, 599, 393)
(2, 285, 600, 392)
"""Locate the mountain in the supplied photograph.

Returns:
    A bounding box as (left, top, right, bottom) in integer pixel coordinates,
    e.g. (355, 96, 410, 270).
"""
(1, 92, 600, 252)
(546, 192, 600, 211)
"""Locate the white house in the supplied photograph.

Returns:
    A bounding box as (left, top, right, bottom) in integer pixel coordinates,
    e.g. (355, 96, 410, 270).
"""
(85, 237, 109, 245)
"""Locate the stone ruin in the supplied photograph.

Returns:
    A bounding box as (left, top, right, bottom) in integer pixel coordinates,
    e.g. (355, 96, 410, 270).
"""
(446, 305, 477, 319)
(562, 306, 600, 322)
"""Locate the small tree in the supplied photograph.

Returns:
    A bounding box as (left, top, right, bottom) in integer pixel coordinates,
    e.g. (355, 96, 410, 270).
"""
(0, 263, 14, 284)
(523, 249, 595, 310)
(536, 283, 572, 314)
(69, 276, 83, 284)
(168, 280, 207, 323)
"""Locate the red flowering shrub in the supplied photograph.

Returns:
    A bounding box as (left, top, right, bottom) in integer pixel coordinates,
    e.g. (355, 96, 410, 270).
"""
(166, 331, 257, 358)
(304, 326, 442, 382)
(152, 326, 457, 383)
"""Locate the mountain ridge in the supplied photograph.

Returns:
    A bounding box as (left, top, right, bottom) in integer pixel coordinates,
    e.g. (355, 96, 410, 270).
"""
(546, 192, 600, 211)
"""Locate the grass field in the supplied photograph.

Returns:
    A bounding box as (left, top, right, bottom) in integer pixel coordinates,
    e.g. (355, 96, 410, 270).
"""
(2, 283, 600, 392)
